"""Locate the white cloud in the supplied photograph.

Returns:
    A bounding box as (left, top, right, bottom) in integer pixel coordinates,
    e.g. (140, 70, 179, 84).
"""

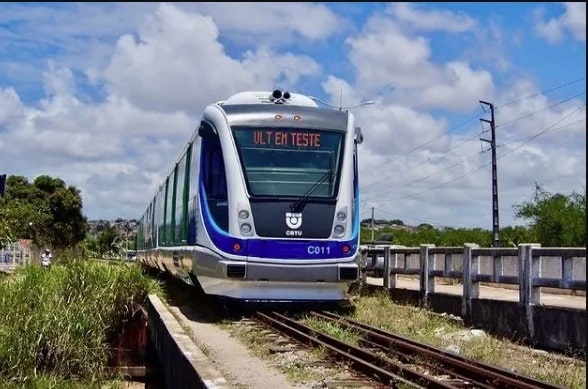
(356, 79, 586, 227)
(0, 2, 340, 101)
(493, 78, 586, 147)
(403, 61, 494, 111)
(179, 2, 346, 44)
(344, 12, 493, 113)
(535, 2, 586, 44)
(0, 3, 328, 219)
(102, 4, 253, 113)
(2, 63, 196, 162)
(358, 104, 449, 157)
(42, 61, 77, 99)
(386, 2, 476, 32)
(0, 2, 584, 229)
(0, 87, 22, 124)
(242, 48, 321, 90)
(346, 15, 437, 93)
(330, 5, 585, 228)
(101, 4, 321, 114)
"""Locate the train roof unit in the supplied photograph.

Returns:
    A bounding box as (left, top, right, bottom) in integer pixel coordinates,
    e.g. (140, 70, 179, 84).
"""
(219, 89, 319, 108)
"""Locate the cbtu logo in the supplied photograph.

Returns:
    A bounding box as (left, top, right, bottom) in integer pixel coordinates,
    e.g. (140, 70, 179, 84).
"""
(285, 212, 302, 229)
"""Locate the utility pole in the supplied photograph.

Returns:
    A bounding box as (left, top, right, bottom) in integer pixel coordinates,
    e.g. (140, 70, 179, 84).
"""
(370, 207, 375, 243)
(479, 100, 500, 247)
(0, 174, 6, 197)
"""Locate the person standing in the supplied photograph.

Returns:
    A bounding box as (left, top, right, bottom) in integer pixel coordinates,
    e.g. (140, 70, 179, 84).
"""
(40, 248, 53, 269)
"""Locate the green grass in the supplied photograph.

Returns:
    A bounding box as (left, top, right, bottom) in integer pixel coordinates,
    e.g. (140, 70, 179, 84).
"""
(219, 291, 585, 388)
(301, 315, 362, 346)
(349, 289, 586, 389)
(0, 259, 163, 387)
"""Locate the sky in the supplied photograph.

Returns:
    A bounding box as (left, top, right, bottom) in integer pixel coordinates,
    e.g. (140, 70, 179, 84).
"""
(0, 2, 585, 230)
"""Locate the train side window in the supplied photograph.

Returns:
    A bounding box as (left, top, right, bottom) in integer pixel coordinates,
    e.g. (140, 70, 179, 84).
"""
(156, 187, 164, 246)
(200, 122, 228, 232)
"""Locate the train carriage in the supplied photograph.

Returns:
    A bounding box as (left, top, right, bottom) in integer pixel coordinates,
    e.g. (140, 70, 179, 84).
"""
(136, 90, 363, 302)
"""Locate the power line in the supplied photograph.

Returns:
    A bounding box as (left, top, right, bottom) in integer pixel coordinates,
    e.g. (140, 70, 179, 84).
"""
(360, 111, 484, 191)
(498, 104, 586, 151)
(496, 91, 585, 129)
(497, 118, 586, 147)
(363, 150, 482, 201)
(363, 103, 585, 203)
(366, 121, 583, 204)
(360, 77, 585, 191)
(362, 91, 586, 201)
(385, 87, 586, 182)
(366, 131, 486, 183)
(495, 77, 586, 109)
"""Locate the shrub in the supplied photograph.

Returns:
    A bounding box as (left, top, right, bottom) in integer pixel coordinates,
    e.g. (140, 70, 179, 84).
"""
(0, 260, 161, 384)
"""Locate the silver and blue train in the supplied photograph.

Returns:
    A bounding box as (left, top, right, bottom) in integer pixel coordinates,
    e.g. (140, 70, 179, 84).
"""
(136, 90, 363, 302)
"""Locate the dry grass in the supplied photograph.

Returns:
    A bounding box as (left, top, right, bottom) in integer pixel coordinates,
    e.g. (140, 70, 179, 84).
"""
(211, 288, 586, 388)
(349, 289, 585, 389)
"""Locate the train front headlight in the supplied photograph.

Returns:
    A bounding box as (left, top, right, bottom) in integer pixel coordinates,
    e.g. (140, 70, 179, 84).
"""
(240, 223, 252, 234)
(334, 225, 345, 237)
(336, 210, 347, 222)
(238, 210, 249, 220)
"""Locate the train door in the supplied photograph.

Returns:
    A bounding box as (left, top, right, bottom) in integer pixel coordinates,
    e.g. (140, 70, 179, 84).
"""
(353, 126, 363, 237)
(199, 121, 229, 232)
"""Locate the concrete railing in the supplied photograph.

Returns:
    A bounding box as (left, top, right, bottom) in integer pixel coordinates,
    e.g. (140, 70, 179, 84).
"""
(361, 243, 586, 309)
(360, 243, 586, 353)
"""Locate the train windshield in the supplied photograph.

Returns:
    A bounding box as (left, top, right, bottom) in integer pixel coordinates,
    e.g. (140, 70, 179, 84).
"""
(231, 127, 344, 198)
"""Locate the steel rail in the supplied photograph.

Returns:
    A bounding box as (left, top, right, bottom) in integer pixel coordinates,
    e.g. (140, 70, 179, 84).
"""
(256, 311, 456, 388)
(312, 311, 564, 389)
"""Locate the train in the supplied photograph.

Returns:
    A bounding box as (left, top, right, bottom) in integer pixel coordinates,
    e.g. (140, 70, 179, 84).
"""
(136, 89, 364, 302)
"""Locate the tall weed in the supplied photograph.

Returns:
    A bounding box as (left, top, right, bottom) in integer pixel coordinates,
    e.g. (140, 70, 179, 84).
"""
(0, 260, 162, 384)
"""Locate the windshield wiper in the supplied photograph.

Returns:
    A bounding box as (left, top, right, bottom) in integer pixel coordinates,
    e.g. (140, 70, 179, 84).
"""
(289, 170, 333, 212)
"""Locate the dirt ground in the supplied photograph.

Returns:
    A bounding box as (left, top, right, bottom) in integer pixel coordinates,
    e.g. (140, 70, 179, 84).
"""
(168, 304, 305, 388)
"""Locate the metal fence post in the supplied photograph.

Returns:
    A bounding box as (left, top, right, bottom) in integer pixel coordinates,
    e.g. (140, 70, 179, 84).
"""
(519, 243, 541, 341)
(419, 244, 435, 307)
(462, 243, 480, 320)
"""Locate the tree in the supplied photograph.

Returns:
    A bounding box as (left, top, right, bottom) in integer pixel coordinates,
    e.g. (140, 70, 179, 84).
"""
(80, 235, 100, 258)
(499, 225, 536, 247)
(0, 175, 88, 249)
(0, 176, 48, 246)
(96, 222, 121, 258)
(514, 184, 586, 247)
(35, 175, 88, 248)
(0, 205, 15, 249)
(360, 218, 371, 225)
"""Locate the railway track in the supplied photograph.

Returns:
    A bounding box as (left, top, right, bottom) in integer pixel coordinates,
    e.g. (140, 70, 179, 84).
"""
(255, 310, 564, 389)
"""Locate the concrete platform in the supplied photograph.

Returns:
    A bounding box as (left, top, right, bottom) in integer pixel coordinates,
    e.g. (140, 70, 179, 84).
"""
(147, 295, 232, 389)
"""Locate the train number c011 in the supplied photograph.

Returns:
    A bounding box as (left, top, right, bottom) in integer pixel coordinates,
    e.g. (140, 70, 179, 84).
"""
(307, 245, 331, 255)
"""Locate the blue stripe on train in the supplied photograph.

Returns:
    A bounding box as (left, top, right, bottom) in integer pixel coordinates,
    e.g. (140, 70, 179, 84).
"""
(199, 182, 359, 259)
